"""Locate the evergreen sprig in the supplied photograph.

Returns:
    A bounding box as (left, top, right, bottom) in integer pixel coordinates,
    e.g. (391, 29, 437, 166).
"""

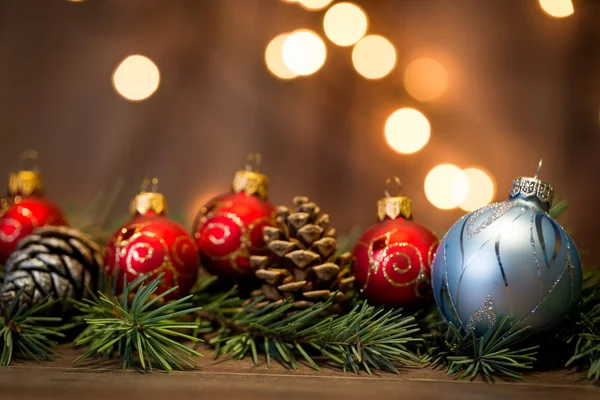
(566, 273, 600, 382)
(430, 316, 538, 381)
(199, 293, 422, 373)
(549, 198, 568, 219)
(0, 290, 64, 366)
(72, 275, 204, 372)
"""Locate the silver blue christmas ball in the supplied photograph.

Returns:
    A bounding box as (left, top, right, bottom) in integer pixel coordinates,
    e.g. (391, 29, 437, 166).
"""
(431, 167, 582, 335)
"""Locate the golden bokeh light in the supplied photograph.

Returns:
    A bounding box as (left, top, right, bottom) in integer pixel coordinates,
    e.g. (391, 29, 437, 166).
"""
(112, 55, 160, 102)
(282, 29, 327, 76)
(265, 33, 298, 80)
(384, 108, 431, 154)
(539, 0, 574, 18)
(352, 35, 396, 80)
(424, 164, 469, 210)
(298, 0, 333, 10)
(323, 3, 368, 47)
(459, 168, 496, 212)
(404, 57, 448, 102)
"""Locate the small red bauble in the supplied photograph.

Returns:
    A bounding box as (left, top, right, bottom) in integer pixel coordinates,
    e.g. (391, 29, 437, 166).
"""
(192, 155, 275, 279)
(0, 169, 67, 264)
(352, 180, 439, 307)
(104, 182, 199, 299)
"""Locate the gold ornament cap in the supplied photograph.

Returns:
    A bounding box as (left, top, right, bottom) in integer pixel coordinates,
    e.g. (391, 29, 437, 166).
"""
(130, 178, 168, 216)
(9, 170, 44, 196)
(232, 153, 269, 200)
(377, 177, 413, 221)
(509, 159, 554, 211)
(8, 150, 44, 196)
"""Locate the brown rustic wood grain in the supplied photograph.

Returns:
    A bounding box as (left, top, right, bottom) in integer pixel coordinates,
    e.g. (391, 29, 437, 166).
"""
(0, 344, 597, 400)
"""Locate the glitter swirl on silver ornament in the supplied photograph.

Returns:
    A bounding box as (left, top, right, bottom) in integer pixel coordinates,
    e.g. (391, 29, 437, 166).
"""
(431, 164, 582, 336)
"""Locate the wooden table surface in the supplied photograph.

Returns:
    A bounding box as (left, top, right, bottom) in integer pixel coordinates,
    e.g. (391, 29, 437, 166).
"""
(1, 344, 598, 400)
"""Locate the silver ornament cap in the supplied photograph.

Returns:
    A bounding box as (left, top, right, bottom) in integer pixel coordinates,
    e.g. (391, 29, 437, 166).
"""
(509, 159, 554, 212)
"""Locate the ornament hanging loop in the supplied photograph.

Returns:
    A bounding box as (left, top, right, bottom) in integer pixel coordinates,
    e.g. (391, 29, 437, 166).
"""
(535, 159, 543, 179)
(384, 177, 403, 198)
(19, 149, 39, 171)
(245, 153, 262, 173)
(140, 178, 149, 192)
(140, 177, 159, 193)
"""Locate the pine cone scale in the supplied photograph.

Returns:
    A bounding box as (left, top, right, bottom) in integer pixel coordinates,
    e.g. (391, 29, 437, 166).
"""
(278, 280, 307, 292)
(267, 240, 297, 257)
(285, 250, 320, 269)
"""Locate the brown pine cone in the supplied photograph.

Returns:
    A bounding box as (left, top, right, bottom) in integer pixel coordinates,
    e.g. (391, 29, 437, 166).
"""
(249, 196, 355, 311)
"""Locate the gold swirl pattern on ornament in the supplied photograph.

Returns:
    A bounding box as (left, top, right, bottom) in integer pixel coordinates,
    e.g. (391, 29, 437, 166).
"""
(206, 222, 231, 245)
(171, 235, 197, 278)
(199, 207, 275, 274)
(207, 211, 248, 274)
(115, 222, 182, 288)
(199, 211, 244, 260)
(0, 218, 22, 242)
(123, 230, 162, 275)
(245, 214, 275, 252)
(114, 221, 153, 266)
(358, 230, 429, 295)
(427, 240, 439, 266)
(127, 242, 154, 265)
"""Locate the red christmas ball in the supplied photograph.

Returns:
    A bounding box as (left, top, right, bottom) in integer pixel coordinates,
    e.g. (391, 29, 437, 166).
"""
(104, 188, 199, 299)
(352, 187, 439, 307)
(0, 168, 67, 264)
(192, 164, 275, 279)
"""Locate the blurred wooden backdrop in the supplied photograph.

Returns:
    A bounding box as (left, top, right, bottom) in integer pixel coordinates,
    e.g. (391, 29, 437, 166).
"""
(0, 0, 599, 264)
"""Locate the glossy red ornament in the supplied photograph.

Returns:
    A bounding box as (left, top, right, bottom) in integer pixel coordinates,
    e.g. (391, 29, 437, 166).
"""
(352, 179, 439, 307)
(192, 155, 275, 279)
(0, 169, 67, 264)
(104, 182, 199, 299)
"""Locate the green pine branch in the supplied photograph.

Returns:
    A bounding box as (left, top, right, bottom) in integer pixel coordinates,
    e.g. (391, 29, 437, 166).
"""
(72, 275, 204, 372)
(196, 290, 423, 374)
(549, 199, 568, 219)
(0, 290, 64, 366)
(429, 316, 538, 381)
(565, 272, 600, 382)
